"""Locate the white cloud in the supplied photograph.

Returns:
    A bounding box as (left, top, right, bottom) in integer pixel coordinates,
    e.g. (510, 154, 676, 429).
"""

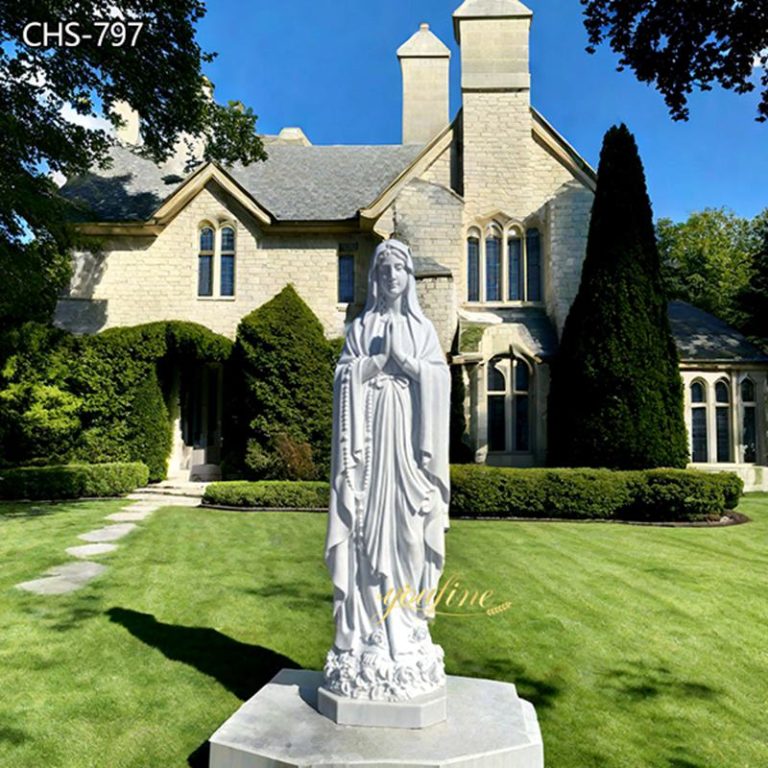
(60, 102, 112, 133)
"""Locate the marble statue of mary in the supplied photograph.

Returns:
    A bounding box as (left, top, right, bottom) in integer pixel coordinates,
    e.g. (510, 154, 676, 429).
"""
(323, 238, 450, 703)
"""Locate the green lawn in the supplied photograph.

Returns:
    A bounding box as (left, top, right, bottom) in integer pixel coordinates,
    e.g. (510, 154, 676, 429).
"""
(2, 496, 768, 767)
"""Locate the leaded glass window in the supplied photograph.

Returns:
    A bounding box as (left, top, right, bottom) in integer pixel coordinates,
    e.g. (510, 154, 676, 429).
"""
(715, 380, 731, 462)
(467, 236, 480, 301)
(486, 233, 502, 301)
(338, 252, 355, 303)
(198, 226, 214, 297)
(690, 381, 707, 461)
(513, 359, 530, 451)
(508, 235, 523, 300)
(526, 228, 542, 302)
(741, 377, 757, 463)
(487, 358, 506, 452)
(220, 226, 235, 296)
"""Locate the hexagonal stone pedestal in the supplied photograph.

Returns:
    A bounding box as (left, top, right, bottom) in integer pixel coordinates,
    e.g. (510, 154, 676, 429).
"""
(208, 669, 543, 768)
(317, 681, 446, 728)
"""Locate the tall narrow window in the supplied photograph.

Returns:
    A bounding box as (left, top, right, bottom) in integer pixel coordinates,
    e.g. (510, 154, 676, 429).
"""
(690, 381, 707, 462)
(487, 359, 506, 452)
(508, 234, 523, 300)
(220, 226, 236, 296)
(741, 378, 757, 463)
(198, 227, 214, 297)
(485, 227, 502, 301)
(338, 251, 355, 303)
(467, 235, 480, 301)
(715, 380, 731, 462)
(526, 228, 542, 302)
(514, 359, 530, 451)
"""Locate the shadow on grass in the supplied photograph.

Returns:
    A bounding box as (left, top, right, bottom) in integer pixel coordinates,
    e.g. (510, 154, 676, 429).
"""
(106, 608, 301, 700)
(0, 503, 54, 520)
(448, 657, 563, 710)
(243, 584, 333, 610)
(107, 608, 303, 768)
(602, 661, 720, 702)
(0, 723, 29, 745)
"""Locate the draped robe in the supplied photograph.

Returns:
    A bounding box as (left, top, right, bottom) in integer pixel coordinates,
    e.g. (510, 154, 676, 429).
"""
(324, 308, 450, 696)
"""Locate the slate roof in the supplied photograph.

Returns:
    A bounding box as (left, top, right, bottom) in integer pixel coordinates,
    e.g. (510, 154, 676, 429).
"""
(60, 143, 424, 223)
(459, 307, 558, 359)
(668, 300, 768, 363)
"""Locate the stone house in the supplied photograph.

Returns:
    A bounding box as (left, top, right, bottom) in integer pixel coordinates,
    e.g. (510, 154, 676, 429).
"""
(56, 0, 768, 488)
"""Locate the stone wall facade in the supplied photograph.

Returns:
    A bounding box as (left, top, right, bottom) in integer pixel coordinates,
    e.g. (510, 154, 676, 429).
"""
(57, 184, 380, 341)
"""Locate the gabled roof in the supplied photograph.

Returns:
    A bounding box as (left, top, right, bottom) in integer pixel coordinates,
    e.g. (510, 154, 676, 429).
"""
(669, 301, 768, 363)
(60, 143, 424, 225)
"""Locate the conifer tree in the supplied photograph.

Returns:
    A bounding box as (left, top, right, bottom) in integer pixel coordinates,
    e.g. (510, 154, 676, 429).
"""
(224, 285, 334, 478)
(547, 124, 688, 469)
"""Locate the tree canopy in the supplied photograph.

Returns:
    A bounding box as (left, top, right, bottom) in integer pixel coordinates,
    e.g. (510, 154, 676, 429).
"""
(657, 207, 768, 343)
(737, 214, 768, 347)
(581, 0, 768, 121)
(1, 1, 266, 326)
(547, 124, 689, 470)
(657, 208, 758, 328)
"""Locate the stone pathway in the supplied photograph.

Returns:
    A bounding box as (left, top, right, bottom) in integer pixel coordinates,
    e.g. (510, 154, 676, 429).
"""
(15, 485, 203, 596)
(16, 562, 108, 596)
(78, 523, 137, 543)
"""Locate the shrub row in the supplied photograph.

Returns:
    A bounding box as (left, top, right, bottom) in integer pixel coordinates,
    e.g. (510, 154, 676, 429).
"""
(203, 467, 743, 521)
(0, 462, 149, 500)
(450, 466, 743, 521)
(204, 480, 331, 509)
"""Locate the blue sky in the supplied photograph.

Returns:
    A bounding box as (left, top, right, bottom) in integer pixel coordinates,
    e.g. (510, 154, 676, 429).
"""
(196, 0, 767, 223)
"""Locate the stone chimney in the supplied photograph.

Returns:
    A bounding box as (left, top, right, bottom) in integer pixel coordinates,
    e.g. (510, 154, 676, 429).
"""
(397, 23, 451, 145)
(113, 100, 140, 145)
(452, 0, 534, 215)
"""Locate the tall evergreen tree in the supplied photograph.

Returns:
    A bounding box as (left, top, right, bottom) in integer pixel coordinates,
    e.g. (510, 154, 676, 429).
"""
(547, 124, 688, 469)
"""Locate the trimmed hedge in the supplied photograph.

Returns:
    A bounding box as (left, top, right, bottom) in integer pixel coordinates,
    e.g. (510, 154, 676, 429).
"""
(0, 462, 149, 500)
(224, 285, 336, 480)
(0, 320, 232, 482)
(204, 480, 331, 509)
(203, 467, 743, 521)
(450, 466, 743, 522)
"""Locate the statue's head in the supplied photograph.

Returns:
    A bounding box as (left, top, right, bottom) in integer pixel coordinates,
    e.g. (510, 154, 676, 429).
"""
(365, 239, 425, 321)
(375, 241, 410, 301)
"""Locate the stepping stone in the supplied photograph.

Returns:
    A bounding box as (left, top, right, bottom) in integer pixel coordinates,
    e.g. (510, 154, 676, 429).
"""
(16, 561, 107, 595)
(120, 502, 159, 512)
(126, 493, 201, 507)
(107, 510, 154, 522)
(66, 543, 118, 559)
(78, 523, 136, 543)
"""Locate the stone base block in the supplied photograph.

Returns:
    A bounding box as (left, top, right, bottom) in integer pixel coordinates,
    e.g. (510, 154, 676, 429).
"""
(209, 669, 543, 768)
(317, 682, 446, 728)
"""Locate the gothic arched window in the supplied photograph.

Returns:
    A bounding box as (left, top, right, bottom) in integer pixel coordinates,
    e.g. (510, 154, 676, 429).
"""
(690, 380, 707, 462)
(715, 380, 731, 462)
(466, 223, 544, 303)
(741, 377, 757, 463)
(486, 356, 533, 454)
(198, 226, 214, 297)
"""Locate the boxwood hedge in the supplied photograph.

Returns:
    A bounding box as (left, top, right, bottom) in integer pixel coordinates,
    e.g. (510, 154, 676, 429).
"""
(204, 480, 331, 509)
(450, 466, 742, 521)
(0, 462, 149, 500)
(204, 467, 743, 521)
